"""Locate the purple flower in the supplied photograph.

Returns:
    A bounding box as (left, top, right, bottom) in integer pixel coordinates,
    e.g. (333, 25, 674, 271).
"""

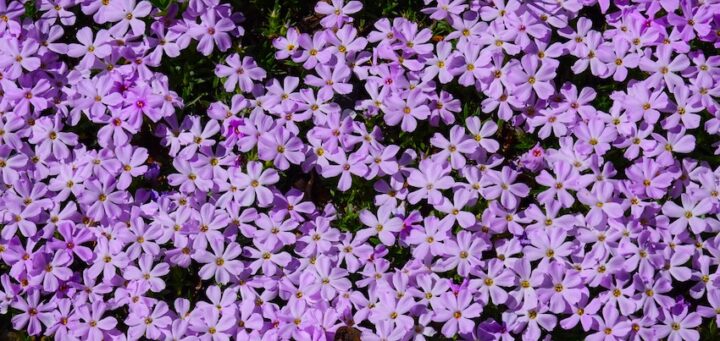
(384, 89, 431, 132)
(507, 55, 556, 100)
(430, 125, 476, 169)
(70, 301, 117, 341)
(436, 231, 488, 277)
(470, 259, 514, 305)
(66, 27, 111, 68)
(370, 292, 415, 330)
(106, 0, 151, 36)
(125, 301, 172, 340)
(358, 205, 403, 246)
(258, 127, 305, 170)
(215, 54, 266, 93)
(307, 257, 351, 300)
(188, 11, 236, 56)
(407, 159, 454, 205)
(524, 228, 574, 268)
(245, 239, 291, 276)
(662, 194, 713, 234)
(3, 0, 720, 339)
(323, 150, 368, 192)
(78, 177, 128, 221)
(124, 254, 169, 292)
(656, 305, 702, 341)
(575, 118, 617, 156)
(586, 305, 632, 341)
(11, 290, 55, 336)
(0, 39, 40, 78)
(305, 61, 353, 94)
(189, 306, 235, 340)
(32, 251, 73, 292)
(481, 166, 530, 209)
(433, 290, 482, 337)
(231, 161, 278, 207)
(195, 238, 244, 284)
(577, 182, 624, 226)
(314, 0, 362, 28)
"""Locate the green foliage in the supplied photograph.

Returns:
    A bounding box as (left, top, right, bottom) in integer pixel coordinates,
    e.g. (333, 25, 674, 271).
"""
(22, 0, 38, 19)
(150, 0, 173, 10)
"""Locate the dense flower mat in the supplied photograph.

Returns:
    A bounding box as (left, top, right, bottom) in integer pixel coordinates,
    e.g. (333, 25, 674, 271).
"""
(1, 0, 720, 339)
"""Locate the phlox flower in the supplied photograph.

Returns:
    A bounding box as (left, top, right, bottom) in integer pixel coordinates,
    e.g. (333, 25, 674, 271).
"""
(661, 194, 713, 234)
(125, 301, 172, 340)
(384, 89, 431, 132)
(105, 0, 151, 36)
(188, 11, 236, 56)
(435, 231, 488, 277)
(258, 126, 305, 170)
(586, 305, 632, 341)
(407, 159, 454, 205)
(11, 290, 55, 336)
(430, 125, 476, 169)
(189, 307, 235, 341)
(656, 305, 702, 341)
(481, 166, 530, 209)
(124, 254, 169, 292)
(432, 290, 482, 337)
(314, 0, 362, 28)
(66, 27, 111, 68)
(70, 301, 117, 341)
(215, 55, 266, 93)
(358, 205, 403, 246)
(245, 239, 291, 276)
(507, 54, 557, 100)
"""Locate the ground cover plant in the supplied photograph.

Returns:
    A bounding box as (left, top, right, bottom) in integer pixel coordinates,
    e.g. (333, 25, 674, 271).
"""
(1, 0, 720, 340)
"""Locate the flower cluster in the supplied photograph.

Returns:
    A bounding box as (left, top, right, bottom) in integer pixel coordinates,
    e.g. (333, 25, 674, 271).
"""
(1, 0, 720, 339)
